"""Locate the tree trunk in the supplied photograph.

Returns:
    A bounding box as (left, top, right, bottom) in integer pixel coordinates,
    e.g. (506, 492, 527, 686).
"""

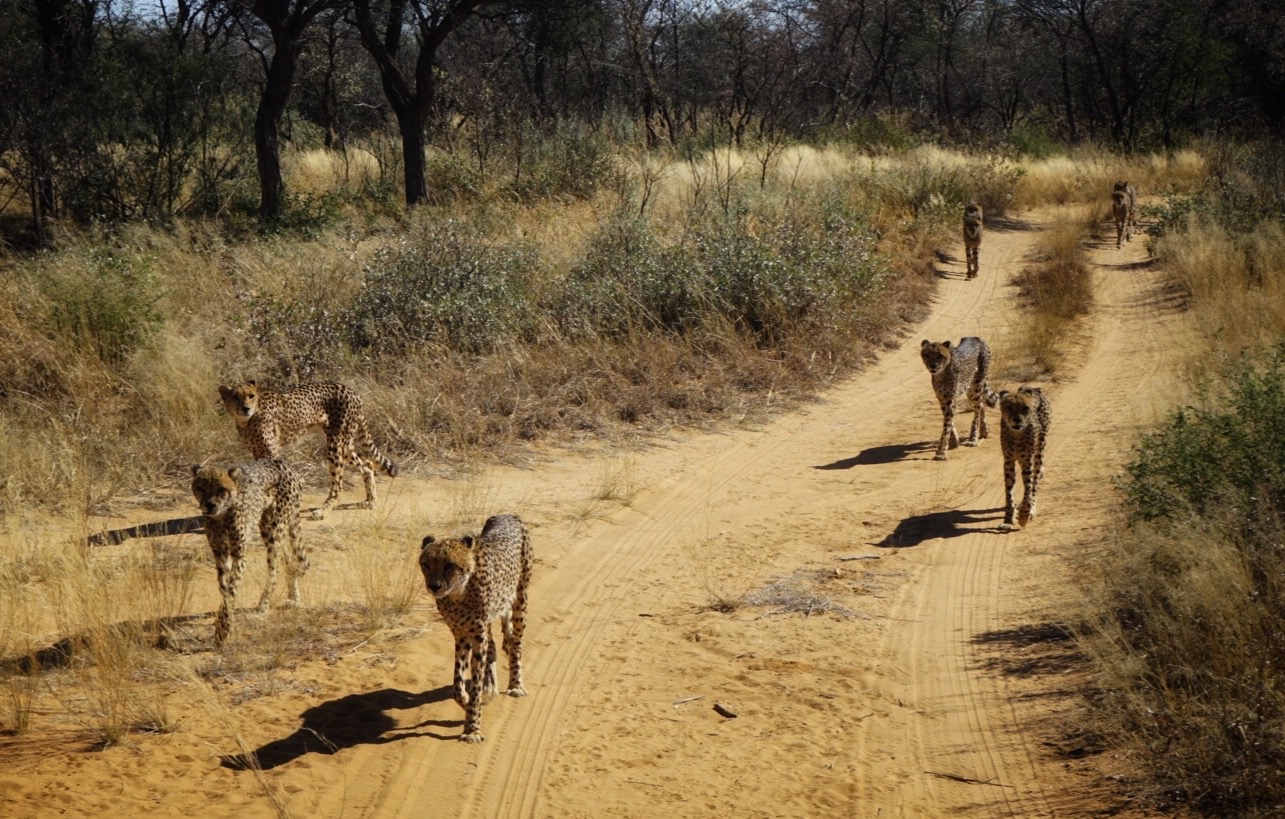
(396, 105, 428, 206)
(255, 43, 298, 222)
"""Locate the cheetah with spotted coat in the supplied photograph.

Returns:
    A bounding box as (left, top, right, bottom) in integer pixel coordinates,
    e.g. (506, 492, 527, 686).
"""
(419, 514, 532, 743)
(219, 381, 398, 520)
(1111, 180, 1137, 249)
(191, 458, 306, 644)
(921, 337, 998, 460)
(998, 386, 1052, 529)
(963, 201, 983, 278)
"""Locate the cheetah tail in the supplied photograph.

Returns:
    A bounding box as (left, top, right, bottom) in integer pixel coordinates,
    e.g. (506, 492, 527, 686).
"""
(982, 386, 1001, 408)
(357, 428, 400, 477)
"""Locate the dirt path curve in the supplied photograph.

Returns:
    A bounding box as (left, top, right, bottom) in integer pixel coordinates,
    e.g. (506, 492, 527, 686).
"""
(271, 204, 1187, 819)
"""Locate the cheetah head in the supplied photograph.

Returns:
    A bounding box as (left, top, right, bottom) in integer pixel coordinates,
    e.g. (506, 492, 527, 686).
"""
(920, 339, 953, 375)
(964, 202, 982, 223)
(419, 535, 477, 600)
(191, 464, 239, 519)
(999, 388, 1040, 432)
(1113, 180, 1131, 192)
(219, 381, 261, 424)
(1111, 190, 1127, 207)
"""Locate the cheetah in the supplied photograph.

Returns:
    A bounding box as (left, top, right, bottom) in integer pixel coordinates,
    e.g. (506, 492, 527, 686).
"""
(219, 381, 399, 520)
(1111, 180, 1137, 248)
(921, 337, 999, 461)
(998, 386, 1052, 529)
(191, 459, 306, 644)
(419, 514, 532, 743)
(963, 201, 983, 278)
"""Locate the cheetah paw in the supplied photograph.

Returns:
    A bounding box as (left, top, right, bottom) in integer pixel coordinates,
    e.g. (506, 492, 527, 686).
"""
(933, 453, 948, 462)
(309, 508, 327, 521)
(460, 732, 485, 743)
(506, 686, 528, 698)
(962, 439, 979, 447)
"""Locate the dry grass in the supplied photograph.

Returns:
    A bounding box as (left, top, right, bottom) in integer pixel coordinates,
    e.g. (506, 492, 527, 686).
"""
(1013, 148, 1205, 210)
(1006, 206, 1096, 379)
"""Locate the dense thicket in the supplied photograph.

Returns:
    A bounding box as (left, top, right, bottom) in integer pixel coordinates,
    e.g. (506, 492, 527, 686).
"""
(1, 0, 1281, 237)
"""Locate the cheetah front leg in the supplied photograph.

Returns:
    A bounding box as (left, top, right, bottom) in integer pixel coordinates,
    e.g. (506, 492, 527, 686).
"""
(257, 517, 280, 613)
(1002, 453, 1019, 529)
(935, 399, 959, 461)
(461, 626, 488, 743)
(213, 542, 244, 645)
(451, 636, 472, 709)
(1020, 439, 1047, 527)
(1017, 459, 1035, 528)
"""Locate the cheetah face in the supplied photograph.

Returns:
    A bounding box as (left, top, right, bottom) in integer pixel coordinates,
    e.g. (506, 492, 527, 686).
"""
(1111, 191, 1127, 207)
(219, 382, 261, 422)
(964, 202, 982, 223)
(920, 340, 952, 375)
(191, 465, 238, 519)
(419, 535, 477, 600)
(1000, 390, 1038, 432)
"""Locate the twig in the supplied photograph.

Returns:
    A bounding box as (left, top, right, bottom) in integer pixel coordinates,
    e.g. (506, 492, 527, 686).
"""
(672, 695, 704, 707)
(837, 555, 882, 561)
(925, 770, 1012, 787)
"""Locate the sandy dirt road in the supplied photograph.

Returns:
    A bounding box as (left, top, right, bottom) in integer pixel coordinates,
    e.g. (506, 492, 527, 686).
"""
(1, 206, 1189, 817)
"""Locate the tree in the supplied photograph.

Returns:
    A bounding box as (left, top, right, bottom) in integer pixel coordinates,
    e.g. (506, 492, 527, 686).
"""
(232, 0, 337, 221)
(353, 0, 496, 207)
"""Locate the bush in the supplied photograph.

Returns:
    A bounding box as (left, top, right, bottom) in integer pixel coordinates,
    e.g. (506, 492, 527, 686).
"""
(350, 219, 543, 355)
(1083, 344, 1285, 816)
(39, 246, 163, 367)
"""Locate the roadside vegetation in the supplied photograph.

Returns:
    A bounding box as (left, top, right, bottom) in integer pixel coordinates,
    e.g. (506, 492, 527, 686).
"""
(1074, 141, 1285, 817)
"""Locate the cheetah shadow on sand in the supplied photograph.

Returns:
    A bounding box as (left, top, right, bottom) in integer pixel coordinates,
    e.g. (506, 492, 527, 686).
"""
(815, 441, 937, 469)
(86, 515, 205, 546)
(875, 506, 1007, 548)
(221, 686, 456, 771)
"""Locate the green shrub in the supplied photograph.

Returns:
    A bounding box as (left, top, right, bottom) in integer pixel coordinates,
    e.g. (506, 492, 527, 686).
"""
(1124, 346, 1285, 532)
(39, 247, 163, 367)
(350, 220, 543, 355)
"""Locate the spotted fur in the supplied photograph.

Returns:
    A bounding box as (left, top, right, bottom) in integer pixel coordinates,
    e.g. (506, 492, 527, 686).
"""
(419, 514, 532, 743)
(191, 459, 306, 644)
(963, 201, 983, 279)
(998, 386, 1052, 529)
(219, 381, 398, 520)
(1111, 180, 1137, 249)
(921, 337, 999, 460)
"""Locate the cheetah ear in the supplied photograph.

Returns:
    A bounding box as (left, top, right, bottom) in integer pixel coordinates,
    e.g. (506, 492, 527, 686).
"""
(942, 340, 952, 349)
(998, 390, 1011, 401)
(228, 466, 242, 482)
(218, 385, 232, 399)
(191, 464, 202, 478)
(247, 379, 257, 388)
(921, 339, 931, 348)
(461, 535, 475, 549)
(421, 535, 436, 550)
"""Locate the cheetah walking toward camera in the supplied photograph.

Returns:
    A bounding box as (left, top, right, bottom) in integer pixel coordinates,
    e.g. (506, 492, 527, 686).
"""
(1111, 181, 1137, 248)
(419, 514, 532, 743)
(998, 386, 1051, 529)
(219, 381, 399, 520)
(921, 337, 999, 460)
(963, 201, 983, 278)
(191, 459, 306, 644)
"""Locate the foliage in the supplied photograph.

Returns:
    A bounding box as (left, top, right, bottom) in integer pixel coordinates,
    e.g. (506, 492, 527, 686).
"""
(350, 220, 543, 355)
(38, 246, 163, 367)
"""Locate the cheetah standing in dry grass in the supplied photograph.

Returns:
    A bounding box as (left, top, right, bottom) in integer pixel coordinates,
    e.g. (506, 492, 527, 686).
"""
(219, 381, 399, 520)
(191, 459, 306, 644)
(998, 386, 1052, 529)
(1111, 181, 1137, 249)
(921, 337, 998, 460)
(963, 201, 984, 278)
(419, 514, 532, 743)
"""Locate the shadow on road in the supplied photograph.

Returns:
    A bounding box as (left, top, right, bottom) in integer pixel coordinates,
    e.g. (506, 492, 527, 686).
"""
(221, 686, 456, 771)
(816, 441, 937, 469)
(875, 506, 1006, 548)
